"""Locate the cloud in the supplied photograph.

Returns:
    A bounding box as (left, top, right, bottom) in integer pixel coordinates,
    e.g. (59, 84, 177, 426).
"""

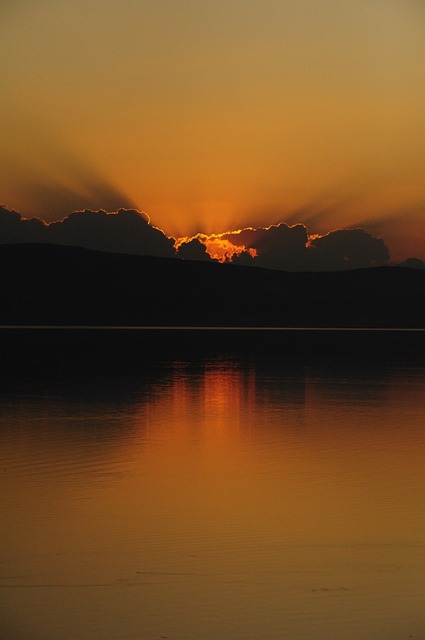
(0, 206, 393, 270)
(0, 205, 47, 242)
(0, 206, 176, 259)
(175, 231, 257, 263)
(49, 209, 176, 258)
(308, 229, 390, 271)
(231, 249, 257, 266)
(222, 223, 309, 271)
(348, 203, 425, 263)
(176, 238, 216, 262)
(197, 222, 390, 271)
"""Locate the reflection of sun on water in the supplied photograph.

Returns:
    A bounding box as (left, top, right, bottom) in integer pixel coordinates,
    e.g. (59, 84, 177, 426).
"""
(125, 362, 425, 546)
(2, 361, 425, 640)
(172, 362, 257, 439)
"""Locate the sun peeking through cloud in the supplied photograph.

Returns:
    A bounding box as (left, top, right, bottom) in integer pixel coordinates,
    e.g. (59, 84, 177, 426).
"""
(175, 223, 311, 267)
(175, 232, 257, 263)
(174, 222, 391, 271)
(0, 206, 398, 271)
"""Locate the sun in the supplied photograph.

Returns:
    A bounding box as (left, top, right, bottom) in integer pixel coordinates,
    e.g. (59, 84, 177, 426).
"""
(175, 232, 257, 263)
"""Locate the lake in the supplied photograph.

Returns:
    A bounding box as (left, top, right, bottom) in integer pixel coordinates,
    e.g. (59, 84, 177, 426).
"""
(1, 329, 425, 640)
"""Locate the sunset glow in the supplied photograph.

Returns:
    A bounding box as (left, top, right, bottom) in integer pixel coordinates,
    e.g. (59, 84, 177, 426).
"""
(1, 6, 424, 638)
(0, 1, 424, 262)
(175, 233, 258, 263)
(0, 204, 402, 271)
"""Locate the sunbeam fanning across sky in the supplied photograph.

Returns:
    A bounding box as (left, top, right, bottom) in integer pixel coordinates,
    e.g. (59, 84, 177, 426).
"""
(1, 8, 425, 640)
(1, 0, 424, 262)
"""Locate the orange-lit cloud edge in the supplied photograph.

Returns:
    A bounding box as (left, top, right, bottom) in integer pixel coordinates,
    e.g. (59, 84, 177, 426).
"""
(175, 228, 258, 262)
(172, 222, 390, 270)
(1, 204, 423, 271)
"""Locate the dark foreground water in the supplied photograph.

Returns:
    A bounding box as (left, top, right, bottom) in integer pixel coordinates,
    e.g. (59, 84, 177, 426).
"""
(1, 329, 425, 640)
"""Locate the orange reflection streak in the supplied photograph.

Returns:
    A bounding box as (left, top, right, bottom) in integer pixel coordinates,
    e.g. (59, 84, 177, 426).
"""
(127, 362, 258, 444)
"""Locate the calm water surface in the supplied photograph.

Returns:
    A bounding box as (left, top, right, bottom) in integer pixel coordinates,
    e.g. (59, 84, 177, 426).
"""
(1, 333, 425, 640)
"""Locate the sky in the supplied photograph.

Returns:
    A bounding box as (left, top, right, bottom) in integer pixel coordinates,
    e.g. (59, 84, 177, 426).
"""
(1, 0, 425, 262)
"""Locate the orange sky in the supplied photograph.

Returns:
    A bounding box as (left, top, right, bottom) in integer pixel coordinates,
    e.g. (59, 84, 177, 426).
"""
(1, 1, 424, 261)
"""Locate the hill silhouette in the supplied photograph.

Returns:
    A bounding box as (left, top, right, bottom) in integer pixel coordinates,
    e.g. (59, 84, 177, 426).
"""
(0, 243, 424, 328)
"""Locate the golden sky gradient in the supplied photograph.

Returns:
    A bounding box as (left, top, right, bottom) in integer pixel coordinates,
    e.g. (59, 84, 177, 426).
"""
(1, 0, 424, 260)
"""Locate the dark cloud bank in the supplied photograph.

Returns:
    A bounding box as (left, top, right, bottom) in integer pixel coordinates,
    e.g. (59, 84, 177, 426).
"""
(0, 205, 422, 271)
(224, 224, 391, 271)
(0, 206, 175, 258)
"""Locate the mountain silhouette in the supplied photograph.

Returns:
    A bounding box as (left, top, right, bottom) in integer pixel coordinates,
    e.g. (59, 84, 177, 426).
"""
(0, 243, 423, 328)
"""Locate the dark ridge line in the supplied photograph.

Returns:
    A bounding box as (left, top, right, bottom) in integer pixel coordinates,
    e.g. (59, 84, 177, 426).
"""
(1, 243, 424, 329)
